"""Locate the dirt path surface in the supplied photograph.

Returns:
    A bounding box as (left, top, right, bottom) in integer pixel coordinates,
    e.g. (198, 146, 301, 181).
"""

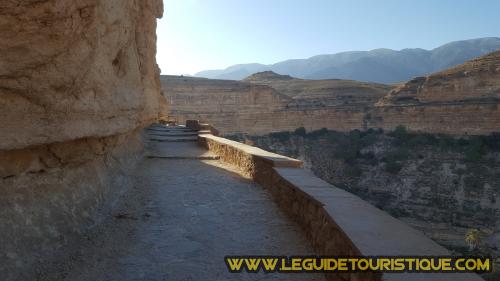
(38, 127, 325, 281)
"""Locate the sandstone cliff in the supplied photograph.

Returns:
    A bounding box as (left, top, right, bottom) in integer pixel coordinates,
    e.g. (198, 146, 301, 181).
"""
(379, 51, 500, 105)
(369, 51, 500, 135)
(162, 73, 391, 134)
(0, 0, 165, 150)
(0, 1, 164, 279)
(164, 52, 500, 136)
(244, 71, 392, 107)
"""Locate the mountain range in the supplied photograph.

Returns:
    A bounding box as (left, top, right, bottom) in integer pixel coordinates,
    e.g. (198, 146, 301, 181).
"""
(195, 37, 500, 83)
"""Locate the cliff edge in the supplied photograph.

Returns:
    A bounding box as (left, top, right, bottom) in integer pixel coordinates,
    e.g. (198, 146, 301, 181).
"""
(378, 51, 500, 106)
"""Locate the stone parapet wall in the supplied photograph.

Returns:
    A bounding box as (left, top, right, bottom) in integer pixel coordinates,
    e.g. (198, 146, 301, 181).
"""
(196, 122, 484, 281)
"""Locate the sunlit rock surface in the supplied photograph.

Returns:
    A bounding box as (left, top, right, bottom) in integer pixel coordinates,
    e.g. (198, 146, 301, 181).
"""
(0, 1, 165, 280)
(0, 0, 165, 150)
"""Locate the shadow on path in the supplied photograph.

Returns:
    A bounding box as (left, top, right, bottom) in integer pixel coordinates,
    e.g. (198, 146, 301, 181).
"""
(38, 126, 325, 281)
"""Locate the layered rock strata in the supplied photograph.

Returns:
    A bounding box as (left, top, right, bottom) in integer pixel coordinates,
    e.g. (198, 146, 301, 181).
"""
(163, 52, 500, 135)
(0, 1, 165, 279)
(162, 74, 391, 134)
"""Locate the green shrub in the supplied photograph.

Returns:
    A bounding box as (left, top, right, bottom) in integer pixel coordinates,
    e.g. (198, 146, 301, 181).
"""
(306, 128, 328, 138)
(383, 146, 408, 174)
(463, 175, 484, 196)
(438, 135, 456, 151)
(334, 132, 361, 162)
(385, 160, 403, 174)
(389, 125, 410, 145)
(360, 131, 378, 147)
(482, 133, 500, 151)
(269, 131, 291, 142)
(344, 164, 363, 178)
(408, 133, 438, 147)
(361, 152, 378, 165)
(385, 147, 410, 162)
(389, 125, 408, 138)
(464, 138, 484, 162)
(294, 127, 306, 137)
(457, 138, 470, 147)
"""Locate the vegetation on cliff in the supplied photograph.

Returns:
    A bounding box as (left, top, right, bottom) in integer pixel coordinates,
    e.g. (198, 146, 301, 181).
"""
(227, 127, 500, 260)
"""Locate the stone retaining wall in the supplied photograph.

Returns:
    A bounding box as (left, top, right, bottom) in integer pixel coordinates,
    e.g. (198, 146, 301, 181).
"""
(192, 120, 484, 281)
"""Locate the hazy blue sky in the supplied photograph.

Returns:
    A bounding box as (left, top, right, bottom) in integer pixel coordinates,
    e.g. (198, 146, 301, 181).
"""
(157, 0, 500, 75)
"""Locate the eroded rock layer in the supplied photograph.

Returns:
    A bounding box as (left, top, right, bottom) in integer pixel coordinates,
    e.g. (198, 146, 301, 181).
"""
(162, 73, 392, 134)
(164, 52, 500, 136)
(379, 51, 500, 105)
(0, 1, 164, 279)
(0, 0, 165, 150)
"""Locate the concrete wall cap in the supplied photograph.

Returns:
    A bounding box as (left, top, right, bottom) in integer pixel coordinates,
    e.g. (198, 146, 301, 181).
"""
(199, 134, 302, 168)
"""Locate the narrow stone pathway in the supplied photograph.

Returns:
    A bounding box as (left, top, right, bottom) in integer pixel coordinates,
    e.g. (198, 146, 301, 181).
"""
(39, 126, 325, 281)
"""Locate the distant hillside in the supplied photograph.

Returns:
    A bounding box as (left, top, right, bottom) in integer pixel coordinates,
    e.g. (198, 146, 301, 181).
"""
(243, 71, 392, 106)
(378, 50, 500, 106)
(195, 37, 500, 83)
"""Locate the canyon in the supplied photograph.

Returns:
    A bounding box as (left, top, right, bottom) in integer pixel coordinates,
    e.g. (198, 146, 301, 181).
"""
(164, 51, 500, 279)
(163, 50, 500, 136)
(162, 73, 393, 134)
(228, 129, 500, 260)
(0, 1, 495, 281)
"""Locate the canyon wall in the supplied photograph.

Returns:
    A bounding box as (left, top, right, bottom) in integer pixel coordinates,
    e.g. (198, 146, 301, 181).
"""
(163, 52, 500, 135)
(162, 74, 390, 134)
(230, 130, 500, 263)
(0, 1, 164, 279)
(371, 51, 500, 135)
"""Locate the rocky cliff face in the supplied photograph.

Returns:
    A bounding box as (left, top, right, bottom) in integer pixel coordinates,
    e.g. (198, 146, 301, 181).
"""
(164, 52, 500, 136)
(368, 51, 500, 135)
(0, 0, 164, 150)
(243, 71, 391, 107)
(379, 51, 500, 105)
(162, 73, 391, 134)
(0, 1, 164, 279)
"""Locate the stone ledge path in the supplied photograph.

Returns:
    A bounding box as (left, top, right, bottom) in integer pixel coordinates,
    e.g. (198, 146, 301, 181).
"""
(39, 126, 325, 281)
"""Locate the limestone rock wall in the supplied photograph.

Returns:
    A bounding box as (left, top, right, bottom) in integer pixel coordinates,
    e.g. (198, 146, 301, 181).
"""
(368, 51, 500, 135)
(379, 51, 500, 105)
(163, 52, 500, 136)
(0, 0, 165, 150)
(0, 1, 164, 279)
(162, 75, 388, 134)
(367, 103, 500, 135)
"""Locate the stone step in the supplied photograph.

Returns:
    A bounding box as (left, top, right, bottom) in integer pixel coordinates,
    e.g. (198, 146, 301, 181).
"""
(147, 127, 197, 133)
(146, 155, 220, 160)
(147, 132, 199, 137)
(148, 136, 198, 142)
